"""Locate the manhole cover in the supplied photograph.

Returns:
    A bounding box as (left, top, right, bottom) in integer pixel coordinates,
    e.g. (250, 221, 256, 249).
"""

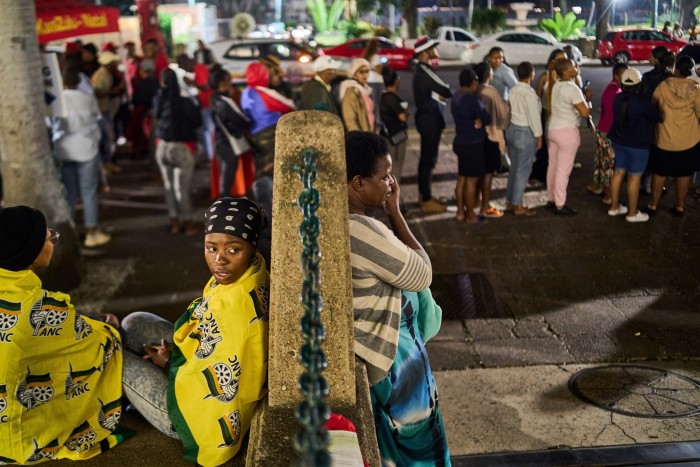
(568, 365, 700, 418)
(431, 273, 513, 320)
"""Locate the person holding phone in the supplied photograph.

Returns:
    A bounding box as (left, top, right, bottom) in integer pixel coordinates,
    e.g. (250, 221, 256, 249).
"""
(121, 197, 269, 466)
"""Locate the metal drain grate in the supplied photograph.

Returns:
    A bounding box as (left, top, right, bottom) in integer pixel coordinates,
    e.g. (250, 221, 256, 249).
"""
(431, 273, 513, 320)
(569, 365, 700, 418)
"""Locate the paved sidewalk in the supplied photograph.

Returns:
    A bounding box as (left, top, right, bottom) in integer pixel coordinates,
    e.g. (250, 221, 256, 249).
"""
(54, 127, 700, 465)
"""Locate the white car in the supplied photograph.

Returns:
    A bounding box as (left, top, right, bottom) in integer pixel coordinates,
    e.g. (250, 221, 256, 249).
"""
(210, 38, 322, 84)
(461, 31, 583, 65)
(429, 26, 480, 60)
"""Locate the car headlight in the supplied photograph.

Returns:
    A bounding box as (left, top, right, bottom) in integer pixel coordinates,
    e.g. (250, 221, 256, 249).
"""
(299, 55, 311, 63)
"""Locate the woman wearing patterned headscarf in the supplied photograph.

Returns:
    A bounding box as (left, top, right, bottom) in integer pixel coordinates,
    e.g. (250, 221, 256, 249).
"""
(120, 197, 270, 466)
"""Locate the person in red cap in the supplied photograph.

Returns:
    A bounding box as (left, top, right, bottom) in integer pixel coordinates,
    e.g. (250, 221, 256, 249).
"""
(101, 42, 118, 54)
(412, 36, 452, 213)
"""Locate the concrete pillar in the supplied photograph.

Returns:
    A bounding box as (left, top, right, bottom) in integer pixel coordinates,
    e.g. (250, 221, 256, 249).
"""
(267, 110, 356, 408)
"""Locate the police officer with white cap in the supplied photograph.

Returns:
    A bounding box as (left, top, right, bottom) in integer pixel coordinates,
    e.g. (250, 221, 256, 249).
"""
(412, 37, 452, 213)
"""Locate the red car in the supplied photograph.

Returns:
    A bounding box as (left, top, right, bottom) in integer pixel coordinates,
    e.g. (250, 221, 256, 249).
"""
(323, 37, 417, 71)
(596, 29, 686, 65)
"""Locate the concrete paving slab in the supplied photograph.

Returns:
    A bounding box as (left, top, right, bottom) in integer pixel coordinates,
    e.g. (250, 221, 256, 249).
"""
(426, 341, 482, 371)
(466, 319, 516, 341)
(474, 336, 573, 367)
(436, 361, 700, 457)
(431, 320, 469, 342)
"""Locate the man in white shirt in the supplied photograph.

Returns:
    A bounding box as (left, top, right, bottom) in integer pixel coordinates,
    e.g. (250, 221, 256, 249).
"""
(505, 61, 542, 216)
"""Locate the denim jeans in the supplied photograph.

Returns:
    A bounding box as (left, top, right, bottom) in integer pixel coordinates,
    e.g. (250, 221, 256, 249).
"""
(121, 311, 179, 439)
(155, 141, 195, 221)
(60, 155, 101, 228)
(506, 124, 537, 206)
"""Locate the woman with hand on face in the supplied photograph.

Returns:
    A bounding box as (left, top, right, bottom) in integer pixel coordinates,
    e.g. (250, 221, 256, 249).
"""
(0, 206, 125, 464)
(340, 58, 375, 132)
(121, 197, 269, 467)
(345, 131, 450, 465)
(546, 58, 593, 216)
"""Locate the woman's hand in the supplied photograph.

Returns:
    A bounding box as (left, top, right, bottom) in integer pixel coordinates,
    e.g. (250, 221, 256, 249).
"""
(384, 174, 401, 215)
(143, 339, 172, 368)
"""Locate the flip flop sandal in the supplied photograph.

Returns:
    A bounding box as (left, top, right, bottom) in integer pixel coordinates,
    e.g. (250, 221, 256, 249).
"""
(482, 207, 504, 218)
(586, 185, 604, 196)
(513, 207, 537, 216)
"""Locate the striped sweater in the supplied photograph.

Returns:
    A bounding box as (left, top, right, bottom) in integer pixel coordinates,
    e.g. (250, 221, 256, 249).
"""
(349, 214, 432, 385)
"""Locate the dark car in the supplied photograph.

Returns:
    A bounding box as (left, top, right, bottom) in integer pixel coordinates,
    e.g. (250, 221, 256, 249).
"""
(596, 29, 686, 65)
(323, 37, 416, 71)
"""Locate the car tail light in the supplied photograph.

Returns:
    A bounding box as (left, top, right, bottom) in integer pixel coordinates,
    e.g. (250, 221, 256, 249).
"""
(464, 43, 479, 49)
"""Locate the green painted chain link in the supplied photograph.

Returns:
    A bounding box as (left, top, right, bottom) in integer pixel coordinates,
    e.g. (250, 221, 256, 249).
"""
(293, 148, 331, 466)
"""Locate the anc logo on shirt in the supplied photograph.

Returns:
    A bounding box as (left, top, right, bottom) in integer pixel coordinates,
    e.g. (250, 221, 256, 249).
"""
(26, 438, 60, 463)
(16, 367, 54, 411)
(64, 420, 97, 452)
(98, 397, 122, 432)
(29, 293, 68, 336)
(99, 327, 121, 371)
(190, 316, 223, 359)
(65, 364, 97, 400)
(74, 314, 93, 340)
(189, 295, 211, 321)
(0, 298, 21, 335)
(248, 284, 269, 324)
(217, 410, 241, 448)
(0, 384, 7, 422)
(202, 356, 242, 403)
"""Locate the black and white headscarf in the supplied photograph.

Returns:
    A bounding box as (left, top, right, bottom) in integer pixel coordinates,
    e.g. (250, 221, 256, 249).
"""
(204, 197, 266, 248)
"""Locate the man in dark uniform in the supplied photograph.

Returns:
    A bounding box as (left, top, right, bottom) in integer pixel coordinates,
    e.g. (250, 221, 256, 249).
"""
(412, 37, 452, 213)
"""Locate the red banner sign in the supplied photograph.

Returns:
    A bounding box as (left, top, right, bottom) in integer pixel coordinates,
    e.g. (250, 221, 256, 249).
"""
(35, 1, 120, 44)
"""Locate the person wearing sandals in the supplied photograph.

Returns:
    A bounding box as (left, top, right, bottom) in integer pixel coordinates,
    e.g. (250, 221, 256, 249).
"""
(648, 56, 700, 217)
(586, 63, 627, 204)
(506, 61, 542, 216)
(546, 58, 593, 215)
(607, 68, 661, 223)
(474, 62, 508, 219)
(451, 68, 492, 224)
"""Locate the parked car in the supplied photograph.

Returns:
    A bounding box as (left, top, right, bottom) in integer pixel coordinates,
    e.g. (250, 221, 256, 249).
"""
(322, 37, 416, 70)
(210, 38, 323, 84)
(596, 29, 686, 65)
(461, 31, 582, 65)
(429, 26, 479, 60)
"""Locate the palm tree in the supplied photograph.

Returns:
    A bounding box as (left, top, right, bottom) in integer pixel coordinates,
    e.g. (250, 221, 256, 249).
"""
(0, 0, 81, 289)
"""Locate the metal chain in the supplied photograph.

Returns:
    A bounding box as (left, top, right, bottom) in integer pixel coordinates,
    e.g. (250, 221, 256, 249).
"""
(293, 148, 331, 466)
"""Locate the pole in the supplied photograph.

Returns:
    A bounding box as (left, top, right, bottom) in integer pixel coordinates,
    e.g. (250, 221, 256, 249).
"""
(653, 0, 658, 28)
(611, 0, 615, 27)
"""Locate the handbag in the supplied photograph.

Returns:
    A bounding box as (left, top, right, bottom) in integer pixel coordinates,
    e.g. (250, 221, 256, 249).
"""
(389, 129, 408, 146)
(214, 113, 251, 156)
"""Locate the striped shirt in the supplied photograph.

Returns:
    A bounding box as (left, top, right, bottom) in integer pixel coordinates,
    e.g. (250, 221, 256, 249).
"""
(349, 214, 432, 385)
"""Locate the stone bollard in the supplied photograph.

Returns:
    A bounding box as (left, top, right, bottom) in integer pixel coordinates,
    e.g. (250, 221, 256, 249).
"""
(246, 111, 380, 466)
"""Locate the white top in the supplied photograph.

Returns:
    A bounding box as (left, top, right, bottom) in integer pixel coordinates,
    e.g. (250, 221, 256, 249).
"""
(547, 80, 585, 130)
(509, 82, 543, 137)
(54, 89, 100, 162)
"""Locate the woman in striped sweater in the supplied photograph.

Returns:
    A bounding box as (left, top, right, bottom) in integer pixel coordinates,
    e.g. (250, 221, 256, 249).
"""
(345, 131, 451, 466)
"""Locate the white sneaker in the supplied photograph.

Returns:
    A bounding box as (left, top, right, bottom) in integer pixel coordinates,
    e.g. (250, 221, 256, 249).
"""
(626, 211, 649, 223)
(608, 205, 628, 216)
(84, 230, 111, 248)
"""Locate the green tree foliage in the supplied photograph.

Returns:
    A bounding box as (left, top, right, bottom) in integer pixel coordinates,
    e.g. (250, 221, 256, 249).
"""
(540, 12, 585, 40)
(306, 0, 345, 33)
(471, 7, 505, 35)
(420, 16, 443, 36)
